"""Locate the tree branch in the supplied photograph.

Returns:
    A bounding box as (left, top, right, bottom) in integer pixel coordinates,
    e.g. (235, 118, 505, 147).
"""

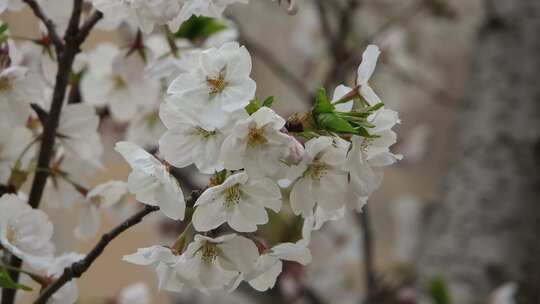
(2, 2, 100, 303)
(21, 0, 64, 52)
(33, 205, 161, 304)
(229, 15, 313, 105)
(241, 34, 313, 104)
(357, 207, 377, 304)
(33, 192, 199, 304)
(76, 10, 104, 44)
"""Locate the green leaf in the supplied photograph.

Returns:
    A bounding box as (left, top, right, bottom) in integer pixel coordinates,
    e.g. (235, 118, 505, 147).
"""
(262, 96, 274, 108)
(316, 113, 357, 134)
(245, 99, 261, 115)
(175, 16, 227, 41)
(313, 88, 334, 115)
(0, 266, 32, 291)
(365, 102, 385, 112)
(0, 23, 9, 36)
(428, 276, 452, 304)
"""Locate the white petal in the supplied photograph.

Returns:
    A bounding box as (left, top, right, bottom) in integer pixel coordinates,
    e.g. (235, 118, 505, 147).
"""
(357, 45, 380, 85)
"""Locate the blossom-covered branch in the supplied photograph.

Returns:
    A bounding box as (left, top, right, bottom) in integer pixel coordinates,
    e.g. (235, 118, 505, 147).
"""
(0, 1, 404, 303)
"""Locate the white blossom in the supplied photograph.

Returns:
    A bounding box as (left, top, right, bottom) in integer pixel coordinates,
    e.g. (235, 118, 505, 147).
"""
(167, 42, 256, 129)
(126, 108, 165, 149)
(192, 172, 282, 232)
(41, 253, 85, 304)
(0, 194, 54, 264)
(174, 234, 258, 291)
(115, 141, 185, 220)
(57, 104, 103, 168)
(347, 108, 401, 197)
(356, 45, 382, 105)
(220, 107, 293, 179)
(178, 0, 248, 27)
(490, 282, 517, 304)
(288, 136, 349, 217)
(123, 246, 183, 292)
(0, 66, 42, 126)
(74, 181, 129, 241)
(159, 101, 243, 174)
(0, 125, 34, 184)
(117, 282, 151, 304)
(247, 217, 314, 291)
(80, 44, 160, 123)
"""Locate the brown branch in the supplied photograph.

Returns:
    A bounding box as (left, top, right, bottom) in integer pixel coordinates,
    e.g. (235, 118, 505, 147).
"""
(21, 0, 64, 52)
(76, 10, 104, 44)
(241, 35, 313, 104)
(34, 190, 199, 304)
(33, 205, 161, 304)
(357, 206, 377, 304)
(2, 2, 102, 304)
(320, 0, 361, 88)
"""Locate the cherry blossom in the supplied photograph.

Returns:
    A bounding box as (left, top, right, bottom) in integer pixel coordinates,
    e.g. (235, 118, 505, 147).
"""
(192, 172, 282, 232)
(220, 107, 293, 179)
(115, 141, 186, 220)
(288, 136, 349, 217)
(0, 194, 54, 264)
(173, 234, 259, 291)
(167, 42, 256, 129)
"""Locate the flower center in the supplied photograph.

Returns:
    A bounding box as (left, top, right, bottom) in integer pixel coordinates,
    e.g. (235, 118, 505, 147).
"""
(113, 75, 127, 89)
(360, 138, 373, 152)
(6, 224, 17, 243)
(206, 68, 228, 96)
(247, 127, 267, 146)
(305, 160, 329, 181)
(224, 184, 241, 208)
(196, 127, 216, 139)
(144, 111, 160, 128)
(200, 242, 219, 263)
(90, 195, 104, 207)
(0, 77, 12, 92)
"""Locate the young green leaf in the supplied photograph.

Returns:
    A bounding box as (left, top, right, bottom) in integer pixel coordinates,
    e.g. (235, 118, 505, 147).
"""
(312, 88, 334, 115)
(262, 96, 274, 108)
(175, 16, 227, 41)
(245, 98, 261, 115)
(428, 276, 452, 304)
(316, 113, 357, 134)
(0, 266, 32, 291)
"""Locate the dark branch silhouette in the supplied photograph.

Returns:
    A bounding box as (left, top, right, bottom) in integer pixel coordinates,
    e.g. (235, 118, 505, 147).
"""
(2, 1, 103, 303)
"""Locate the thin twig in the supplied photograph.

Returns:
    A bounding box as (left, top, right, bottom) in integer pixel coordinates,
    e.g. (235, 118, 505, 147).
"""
(34, 192, 198, 303)
(21, 0, 64, 52)
(33, 205, 161, 304)
(241, 35, 312, 104)
(314, 0, 336, 49)
(229, 15, 312, 104)
(320, 0, 361, 88)
(76, 11, 104, 44)
(357, 207, 376, 303)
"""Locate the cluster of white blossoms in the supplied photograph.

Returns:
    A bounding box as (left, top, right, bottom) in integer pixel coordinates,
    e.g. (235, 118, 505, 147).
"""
(0, 0, 401, 301)
(117, 41, 401, 292)
(93, 0, 248, 33)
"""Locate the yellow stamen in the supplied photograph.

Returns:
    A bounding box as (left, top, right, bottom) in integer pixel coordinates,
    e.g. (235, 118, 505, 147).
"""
(247, 127, 267, 146)
(199, 242, 219, 263)
(0, 77, 11, 92)
(224, 184, 241, 208)
(206, 68, 228, 96)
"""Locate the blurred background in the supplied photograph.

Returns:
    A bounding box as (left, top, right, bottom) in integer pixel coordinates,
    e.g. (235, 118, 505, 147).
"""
(4, 0, 540, 303)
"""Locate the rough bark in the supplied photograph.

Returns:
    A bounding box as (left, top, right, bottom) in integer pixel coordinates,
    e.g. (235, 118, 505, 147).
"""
(417, 1, 540, 303)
